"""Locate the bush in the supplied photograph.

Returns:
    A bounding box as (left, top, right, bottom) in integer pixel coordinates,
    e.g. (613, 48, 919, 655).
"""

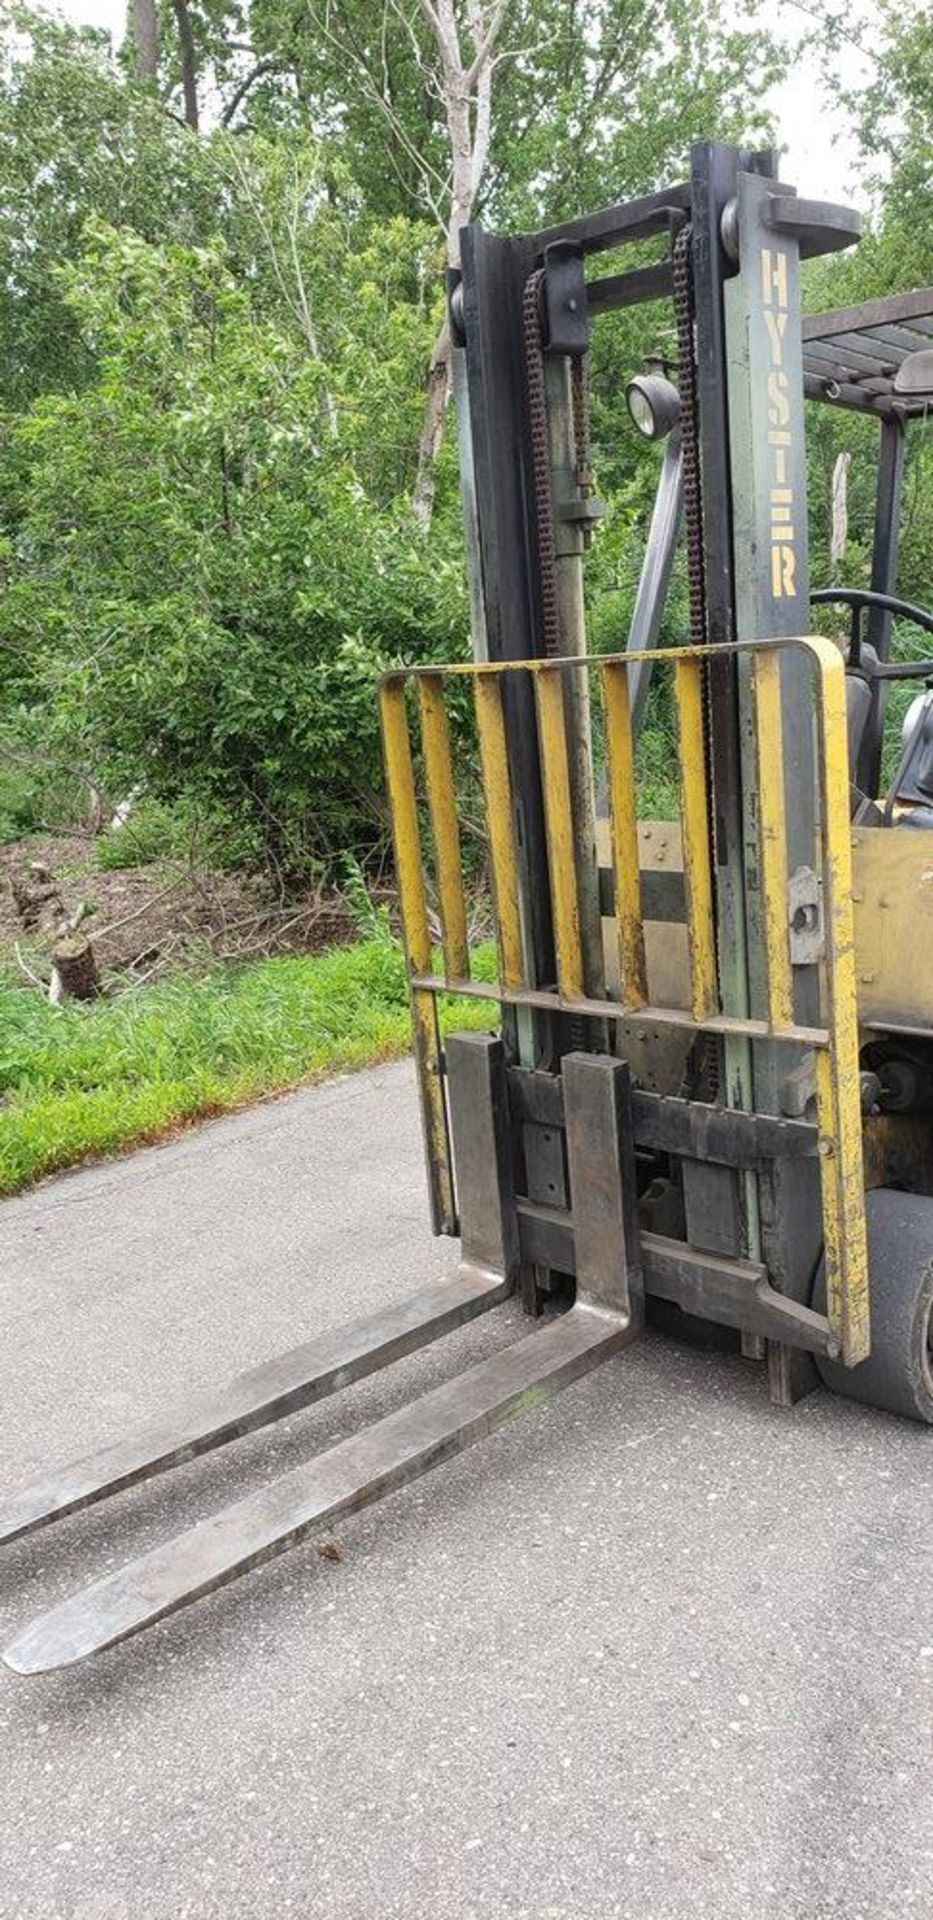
(1, 192, 467, 887)
(95, 798, 192, 870)
(0, 738, 96, 844)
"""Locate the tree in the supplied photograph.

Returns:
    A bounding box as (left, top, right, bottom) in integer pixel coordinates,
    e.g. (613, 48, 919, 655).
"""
(172, 0, 199, 128)
(0, 159, 466, 876)
(408, 0, 510, 528)
(0, 11, 219, 407)
(251, 0, 509, 529)
(243, 0, 784, 527)
(129, 0, 159, 81)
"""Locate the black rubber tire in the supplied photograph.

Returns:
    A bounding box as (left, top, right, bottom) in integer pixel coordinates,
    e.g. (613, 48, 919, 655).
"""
(813, 1187, 933, 1424)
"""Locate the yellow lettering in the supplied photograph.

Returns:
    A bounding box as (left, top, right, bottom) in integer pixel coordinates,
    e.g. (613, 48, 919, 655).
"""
(761, 248, 789, 310)
(764, 309, 788, 365)
(771, 544, 797, 597)
(768, 368, 790, 428)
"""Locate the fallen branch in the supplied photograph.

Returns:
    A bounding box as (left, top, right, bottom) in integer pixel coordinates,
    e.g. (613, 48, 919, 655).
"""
(13, 942, 48, 994)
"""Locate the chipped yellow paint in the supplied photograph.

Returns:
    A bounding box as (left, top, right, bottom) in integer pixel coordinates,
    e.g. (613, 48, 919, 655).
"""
(379, 677, 431, 975)
(418, 674, 470, 981)
(380, 636, 871, 1362)
(851, 825, 933, 1027)
(601, 661, 648, 1009)
(473, 671, 524, 991)
(674, 656, 719, 1024)
(803, 636, 869, 1367)
(534, 666, 584, 1000)
(379, 677, 455, 1234)
(753, 649, 794, 1029)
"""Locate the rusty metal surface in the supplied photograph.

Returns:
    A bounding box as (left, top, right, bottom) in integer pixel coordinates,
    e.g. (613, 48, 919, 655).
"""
(0, 1266, 511, 1550)
(562, 1054, 642, 1318)
(639, 1233, 837, 1356)
(4, 1300, 634, 1675)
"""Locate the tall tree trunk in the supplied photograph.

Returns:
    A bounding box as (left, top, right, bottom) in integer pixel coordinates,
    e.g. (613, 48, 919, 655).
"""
(173, 0, 199, 130)
(130, 0, 159, 82)
(413, 318, 452, 535)
(410, 0, 508, 533)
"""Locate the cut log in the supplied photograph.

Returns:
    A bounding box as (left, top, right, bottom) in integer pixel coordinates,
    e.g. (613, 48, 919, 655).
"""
(50, 935, 100, 1003)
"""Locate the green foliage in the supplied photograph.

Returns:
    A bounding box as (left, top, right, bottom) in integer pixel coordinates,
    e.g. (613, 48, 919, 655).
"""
(247, 0, 784, 236)
(2, 170, 466, 877)
(0, 10, 221, 408)
(95, 799, 192, 870)
(0, 714, 96, 841)
(5, 0, 933, 913)
(0, 933, 497, 1193)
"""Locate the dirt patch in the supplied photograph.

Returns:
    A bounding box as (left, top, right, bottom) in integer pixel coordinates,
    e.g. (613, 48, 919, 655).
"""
(0, 833, 355, 990)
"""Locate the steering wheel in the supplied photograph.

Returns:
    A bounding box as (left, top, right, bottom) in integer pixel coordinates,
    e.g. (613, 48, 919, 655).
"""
(810, 588, 933, 679)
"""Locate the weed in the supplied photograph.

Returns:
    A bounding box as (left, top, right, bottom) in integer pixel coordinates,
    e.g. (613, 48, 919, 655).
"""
(0, 933, 497, 1195)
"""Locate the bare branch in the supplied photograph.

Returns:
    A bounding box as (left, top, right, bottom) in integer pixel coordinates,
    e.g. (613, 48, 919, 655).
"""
(463, 0, 510, 91)
(221, 56, 280, 128)
(13, 942, 47, 994)
(304, 0, 451, 218)
(413, 0, 445, 49)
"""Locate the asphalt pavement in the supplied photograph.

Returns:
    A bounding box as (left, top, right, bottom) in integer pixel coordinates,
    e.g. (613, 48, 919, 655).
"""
(1, 1059, 931, 1919)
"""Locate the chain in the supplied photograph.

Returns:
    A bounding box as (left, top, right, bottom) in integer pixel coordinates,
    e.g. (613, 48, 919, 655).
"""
(672, 221, 722, 1084)
(570, 354, 593, 493)
(523, 266, 560, 658)
(672, 223, 707, 650)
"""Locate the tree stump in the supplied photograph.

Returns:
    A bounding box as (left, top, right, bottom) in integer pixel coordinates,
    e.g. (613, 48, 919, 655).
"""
(10, 863, 65, 935)
(50, 934, 100, 1003)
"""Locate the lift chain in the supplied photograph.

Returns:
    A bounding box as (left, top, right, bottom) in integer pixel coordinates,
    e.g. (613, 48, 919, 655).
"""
(671, 224, 708, 650)
(672, 222, 720, 1104)
(570, 355, 593, 494)
(523, 265, 560, 657)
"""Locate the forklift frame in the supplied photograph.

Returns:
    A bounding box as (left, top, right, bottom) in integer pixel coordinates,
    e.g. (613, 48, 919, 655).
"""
(5, 143, 933, 1676)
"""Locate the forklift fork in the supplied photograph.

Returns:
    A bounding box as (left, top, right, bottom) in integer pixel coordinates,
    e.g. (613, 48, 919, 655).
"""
(1, 1045, 642, 1673)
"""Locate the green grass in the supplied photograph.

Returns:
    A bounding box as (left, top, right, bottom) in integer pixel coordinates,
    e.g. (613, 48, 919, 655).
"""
(0, 935, 497, 1197)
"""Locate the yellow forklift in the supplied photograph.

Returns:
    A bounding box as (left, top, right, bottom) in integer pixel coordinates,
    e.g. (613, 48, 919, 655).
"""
(3, 142, 933, 1675)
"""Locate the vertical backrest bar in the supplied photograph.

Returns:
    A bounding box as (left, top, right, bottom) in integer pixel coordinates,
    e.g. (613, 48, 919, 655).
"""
(753, 648, 794, 1029)
(674, 656, 719, 1023)
(534, 665, 585, 1000)
(380, 675, 454, 1234)
(418, 675, 470, 981)
(601, 661, 648, 1009)
(807, 637, 869, 1367)
(473, 670, 524, 990)
(379, 677, 432, 975)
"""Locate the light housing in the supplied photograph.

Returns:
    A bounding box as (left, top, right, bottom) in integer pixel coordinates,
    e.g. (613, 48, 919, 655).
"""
(894, 347, 933, 399)
(625, 373, 681, 441)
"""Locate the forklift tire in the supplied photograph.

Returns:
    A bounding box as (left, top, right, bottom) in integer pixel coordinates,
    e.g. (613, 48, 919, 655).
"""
(813, 1187, 933, 1424)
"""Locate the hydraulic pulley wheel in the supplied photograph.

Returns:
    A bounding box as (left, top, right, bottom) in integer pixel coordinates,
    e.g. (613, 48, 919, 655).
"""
(813, 1187, 933, 1424)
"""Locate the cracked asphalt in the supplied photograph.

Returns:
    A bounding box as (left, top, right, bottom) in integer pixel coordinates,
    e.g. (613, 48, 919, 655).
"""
(1, 1059, 931, 1918)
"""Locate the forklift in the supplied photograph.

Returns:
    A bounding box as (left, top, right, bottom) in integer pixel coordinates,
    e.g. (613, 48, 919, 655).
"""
(4, 142, 933, 1675)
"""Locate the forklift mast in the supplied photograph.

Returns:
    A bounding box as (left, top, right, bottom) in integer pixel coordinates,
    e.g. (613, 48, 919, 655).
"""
(440, 143, 863, 1392)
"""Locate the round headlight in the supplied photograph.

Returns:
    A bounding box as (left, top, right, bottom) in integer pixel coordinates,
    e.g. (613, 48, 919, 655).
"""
(625, 374, 681, 442)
